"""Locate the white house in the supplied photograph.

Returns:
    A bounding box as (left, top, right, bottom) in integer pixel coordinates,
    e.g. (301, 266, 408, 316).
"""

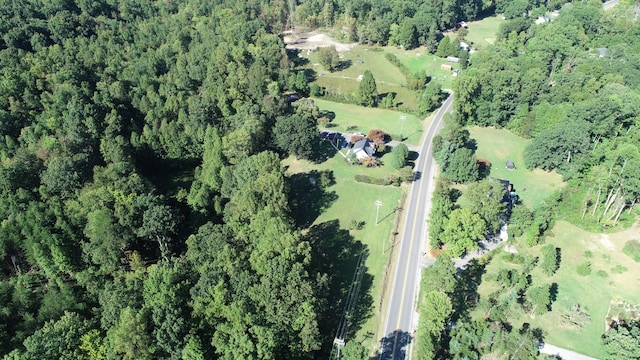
(348, 139, 375, 160)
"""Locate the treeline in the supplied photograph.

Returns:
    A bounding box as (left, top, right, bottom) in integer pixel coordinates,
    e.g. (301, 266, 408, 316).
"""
(453, 0, 640, 229)
(0, 0, 343, 358)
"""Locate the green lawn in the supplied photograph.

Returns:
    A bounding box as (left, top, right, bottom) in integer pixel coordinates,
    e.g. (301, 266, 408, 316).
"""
(312, 98, 426, 145)
(468, 126, 564, 209)
(383, 46, 460, 90)
(473, 220, 640, 358)
(283, 147, 407, 355)
(464, 15, 505, 50)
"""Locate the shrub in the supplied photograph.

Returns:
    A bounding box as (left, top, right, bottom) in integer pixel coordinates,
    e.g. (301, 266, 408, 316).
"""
(348, 219, 365, 230)
(576, 261, 591, 276)
(354, 175, 389, 186)
(622, 240, 640, 262)
(368, 129, 386, 144)
(596, 270, 609, 278)
(612, 265, 628, 274)
(584, 250, 593, 258)
(310, 83, 324, 96)
(502, 253, 525, 264)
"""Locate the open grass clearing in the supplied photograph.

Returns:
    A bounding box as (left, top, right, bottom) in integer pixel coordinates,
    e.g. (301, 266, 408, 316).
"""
(463, 15, 505, 50)
(383, 46, 460, 90)
(472, 220, 640, 358)
(468, 126, 564, 209)
(283, 145, 408, 355)
(313, 98, 426, 145)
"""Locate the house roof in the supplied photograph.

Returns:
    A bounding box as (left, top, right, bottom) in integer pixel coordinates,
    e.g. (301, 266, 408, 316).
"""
(352, 139, 374, 156)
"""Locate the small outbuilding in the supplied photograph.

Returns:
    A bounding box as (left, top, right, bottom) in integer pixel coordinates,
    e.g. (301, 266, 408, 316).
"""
(440, 64, 452, 71)
(506, 160, 515, 170)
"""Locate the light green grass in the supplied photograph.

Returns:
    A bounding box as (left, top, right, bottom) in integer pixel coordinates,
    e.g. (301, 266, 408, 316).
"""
(383, 46, 459, 90)
(313, 98, 426, 145)
(283, 150, 406, 354)
(473, 220, 640, 359)
(306, 46, 422, 110)
(464, 16, 505, 50)
(469, 126, 564, 209)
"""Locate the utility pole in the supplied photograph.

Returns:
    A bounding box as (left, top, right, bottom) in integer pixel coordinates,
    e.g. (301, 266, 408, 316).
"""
(399, 115, 406, 141)
(375, 200, 382, 225)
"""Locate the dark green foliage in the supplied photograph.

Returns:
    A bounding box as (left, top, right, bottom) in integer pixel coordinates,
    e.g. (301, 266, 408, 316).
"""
(390, 143, 409, 169)
(436, 36, 460, 58)
(603, 321, 640, 360)
(540, 244, 560, 276)
(428, 180, 457, 248)
(354, 174, 390, 186)
(358, 70, 378, 107)
(273, 114, 319, 160)
(526, 285, 551, 315)
(508, 205, 534, 238)
(317, 46, 340, 72)
(421, 255, 457, 295)
(419, 82, 447, 115)
(341, 340, 368, 360)
(623, 240, 640, 262)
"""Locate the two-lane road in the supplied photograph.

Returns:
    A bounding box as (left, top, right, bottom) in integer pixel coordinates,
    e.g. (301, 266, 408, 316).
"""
(378, 95, 454, 360)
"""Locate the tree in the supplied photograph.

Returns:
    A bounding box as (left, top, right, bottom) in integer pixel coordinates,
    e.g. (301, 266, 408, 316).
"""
(391, 143, 409, 169)
(341, 340, 368, 360)
(440, 147, 479, 183)
(317, 46, 339, 72)
(466, 180, 507, 234)
(540, 244, 560, 276)
(22, 312, 93, 360)
(358, 70, 378, 107)
(421, 255, 457, 294)
(397, 19, 417, 49)
(107, 307, 154, 360)
(441, 208, 486, 257)
(420, 82, 446, 115)
(272, 114, 319, 160)
(420, 291, 453, 335)
(526, 285, 551, 315)
(603, 321, 640, 360)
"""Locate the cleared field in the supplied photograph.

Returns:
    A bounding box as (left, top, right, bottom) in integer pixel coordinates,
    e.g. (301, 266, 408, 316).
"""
(473, 220, 640, 358)
(464, 15, 505, 50)
(283, 146, 407, 354)
(383, 46, 459, 90)
(313, 98, 426, 145)
(468, 126, 564, 209)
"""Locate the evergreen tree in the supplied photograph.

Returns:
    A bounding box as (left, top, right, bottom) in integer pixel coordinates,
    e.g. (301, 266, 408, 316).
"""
(358, 70, 378, 107)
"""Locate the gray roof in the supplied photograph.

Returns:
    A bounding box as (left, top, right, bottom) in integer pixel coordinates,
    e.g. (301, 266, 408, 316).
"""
(353, 139, 374, 156)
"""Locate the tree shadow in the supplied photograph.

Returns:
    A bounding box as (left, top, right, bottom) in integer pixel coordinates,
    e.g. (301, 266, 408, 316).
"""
(407, 151, 419, 161)
(378, 330, 413, 360)
(452, 258, 487, 321)
(288, 170, 338, 228)
(304, 220, 373, 356)
(301, 68, 317, 82)
(335, 59, 352, 71)
(286, 48, 309, 67)
(320, 110, 336, 121)
(549, 282, 559, 310)
(309, 141, 340, 164)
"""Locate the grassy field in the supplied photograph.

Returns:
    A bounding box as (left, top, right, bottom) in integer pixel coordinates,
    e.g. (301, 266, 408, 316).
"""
(303, 45, 459, 111)
(312, 98, 426, 144)
(283, 146, 408, 354)
(463, 15, 505, 50)
(468, 126, 564, 209)
(472, 220, 640, 358)
(383, 46, 460, 89)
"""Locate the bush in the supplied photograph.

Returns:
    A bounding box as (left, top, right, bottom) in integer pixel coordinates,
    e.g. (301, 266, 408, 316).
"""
(348, 219, 365, 230)
(622, 240, 640, 262)
(611, 265, 628, 274)
(310, 83, 324, 96)
(502, 253, 525, 264)
(354, 174, 390, 186)
(576, 261, 591, 276)
(596, 270, 609, 278)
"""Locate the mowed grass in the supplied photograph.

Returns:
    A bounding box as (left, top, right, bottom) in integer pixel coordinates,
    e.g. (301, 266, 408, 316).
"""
(283, 149, 406, 354)
(469, 126, 564, 209)
(383, 46, 460, 90)
(473, 220, 640, 359)
(313, 98, 426, 145)
(464, 15, 505, 50)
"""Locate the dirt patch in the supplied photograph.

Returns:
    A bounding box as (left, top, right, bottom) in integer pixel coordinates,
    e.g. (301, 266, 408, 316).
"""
(598, 234, 616, 251)
(283, 31, 357, 52)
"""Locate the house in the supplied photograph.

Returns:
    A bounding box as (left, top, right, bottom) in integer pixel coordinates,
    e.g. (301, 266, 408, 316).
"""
(535, 16, 551, 25)
(348, 139, 375, 160)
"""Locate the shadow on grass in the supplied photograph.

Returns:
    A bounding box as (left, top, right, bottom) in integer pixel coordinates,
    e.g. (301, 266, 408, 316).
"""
(309, 141, 341, 164)
(305, 220, 374, 357)
(452, 258, 488, 322)
(378, 330, 412, 360)
(288, 169, 338, 228)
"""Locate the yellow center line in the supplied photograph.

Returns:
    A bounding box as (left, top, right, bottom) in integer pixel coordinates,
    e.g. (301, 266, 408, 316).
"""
(389, 96, 452, 359)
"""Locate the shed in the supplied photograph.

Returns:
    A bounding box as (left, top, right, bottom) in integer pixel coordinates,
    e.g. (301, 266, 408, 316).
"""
(440, 64, 452, 71)
(506, 160, 515, 170)
(446, 56, 460, 63)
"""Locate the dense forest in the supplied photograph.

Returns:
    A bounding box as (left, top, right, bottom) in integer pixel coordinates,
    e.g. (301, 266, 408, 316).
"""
(0, 0, 343, 358)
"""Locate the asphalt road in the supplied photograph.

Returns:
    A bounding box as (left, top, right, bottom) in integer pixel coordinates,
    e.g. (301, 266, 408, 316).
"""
(378, 95, 454, 360)
(603, 0, 619, 11)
